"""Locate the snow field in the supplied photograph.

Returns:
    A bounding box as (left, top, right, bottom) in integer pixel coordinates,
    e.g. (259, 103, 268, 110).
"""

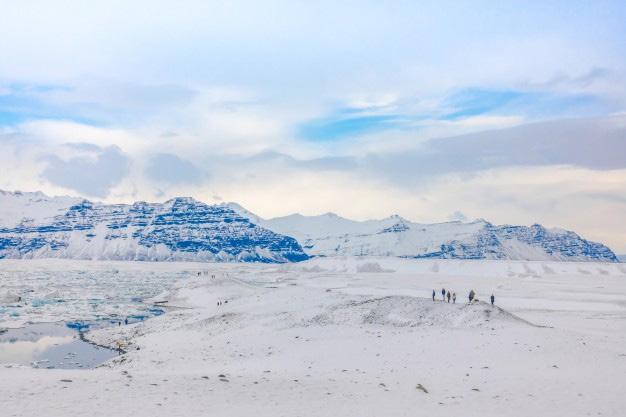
(1, 256, 625, 416)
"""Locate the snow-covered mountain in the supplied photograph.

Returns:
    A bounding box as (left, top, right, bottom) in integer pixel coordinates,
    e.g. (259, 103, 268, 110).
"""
(0, 190, 618, 263)
(230, 207, 617, 262)
(0, 191, 308, 263)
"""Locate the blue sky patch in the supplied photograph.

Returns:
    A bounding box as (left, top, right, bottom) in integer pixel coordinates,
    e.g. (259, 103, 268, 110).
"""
(439, 88, 605, 121)
(0, 83, 101, 127)
(299, 113, 401, 141)
(442, 88, 525, 120)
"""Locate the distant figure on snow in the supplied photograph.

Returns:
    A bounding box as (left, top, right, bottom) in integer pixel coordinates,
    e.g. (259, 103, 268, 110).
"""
(441, 288, 446, 301)
(452, 292, 456, 304)
(432, 290, 436, 302)
(491, 294, 495, 306)
(469, 289, 475, 303)
(124, 317, 128, 325)
(446, 291, 451, 303)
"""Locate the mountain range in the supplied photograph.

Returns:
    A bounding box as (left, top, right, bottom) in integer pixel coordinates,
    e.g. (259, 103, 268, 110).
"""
(0, 190, 619, 263)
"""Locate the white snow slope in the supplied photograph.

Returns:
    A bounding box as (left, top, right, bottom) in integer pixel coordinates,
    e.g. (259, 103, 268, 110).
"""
(2, 257, 626, 417)
(0, 190, 82, 226)
(233, 206, 617, 262)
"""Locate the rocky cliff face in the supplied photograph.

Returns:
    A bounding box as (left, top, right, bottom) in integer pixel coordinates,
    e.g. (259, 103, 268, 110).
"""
(0, 192, 308, 263)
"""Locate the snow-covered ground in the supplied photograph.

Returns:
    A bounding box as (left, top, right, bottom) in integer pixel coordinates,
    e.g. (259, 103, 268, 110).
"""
(1, 257, 626, 417)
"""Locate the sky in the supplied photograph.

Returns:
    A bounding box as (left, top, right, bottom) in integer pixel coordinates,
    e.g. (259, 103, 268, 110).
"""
(1, 0, 626, 252)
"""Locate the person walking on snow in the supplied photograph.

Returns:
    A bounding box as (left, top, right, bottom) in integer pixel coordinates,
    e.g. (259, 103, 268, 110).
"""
(491, 294, 495, 306)
(432, 290, 436, 302)
(452, 292, 456, 304)
(446, 291, 451, 303)
(469, 289, 475, 303)
(441, 288, 446, 301)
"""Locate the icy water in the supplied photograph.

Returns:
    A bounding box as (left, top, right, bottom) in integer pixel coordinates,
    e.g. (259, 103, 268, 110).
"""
(0, 260, 201, 368)
(0, 260, 193, 327)
(0, 322, 118, 368)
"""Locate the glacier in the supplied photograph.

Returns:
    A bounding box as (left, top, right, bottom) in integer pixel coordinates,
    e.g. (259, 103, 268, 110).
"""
(0, 190, 618, 262)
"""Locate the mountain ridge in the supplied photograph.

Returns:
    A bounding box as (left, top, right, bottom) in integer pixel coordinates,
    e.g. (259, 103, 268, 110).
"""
(0, 191, 308, 263)
(228, 204, 618, 263)
(0, 190, 618, 263)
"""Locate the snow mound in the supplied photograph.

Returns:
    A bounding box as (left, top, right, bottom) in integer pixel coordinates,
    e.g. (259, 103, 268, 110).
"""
(303, 296, 537, 329)
(356, 262, 395, 273)
(299, 265, 328, 273)
(0, 291, 21, 304)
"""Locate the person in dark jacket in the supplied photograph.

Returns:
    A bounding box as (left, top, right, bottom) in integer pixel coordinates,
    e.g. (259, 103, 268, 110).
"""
(432, 290, 436, 301)
(491, 294, 495, 306)
(452, 292, 456, 304)
(441, 288, 446, 301)
(469, 289, 475, 303)
(446, 291, 451, 303)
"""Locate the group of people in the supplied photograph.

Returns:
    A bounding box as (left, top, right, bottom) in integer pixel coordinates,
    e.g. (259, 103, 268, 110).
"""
(116, 317, 130, 326)
(433, 288, 457, 303)
(432, 287, 495, 306)
(196, 271, 217, 279)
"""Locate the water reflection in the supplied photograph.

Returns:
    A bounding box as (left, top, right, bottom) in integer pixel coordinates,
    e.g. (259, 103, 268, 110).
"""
(0, 323, 118, 369)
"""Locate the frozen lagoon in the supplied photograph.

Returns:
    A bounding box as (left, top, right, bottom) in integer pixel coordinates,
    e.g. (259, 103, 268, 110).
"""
(0, 259, 187, 368)
(0, 259, 192, 329)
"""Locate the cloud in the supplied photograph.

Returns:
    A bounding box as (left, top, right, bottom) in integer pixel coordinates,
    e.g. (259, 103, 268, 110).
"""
(524, 67, 614, 90)
(361, 115, 626, 184)
(41, 145, 130, 197)
(294, 85, 612, 144)
(447, 211, 468, 222)
(63, 142, 103, 152)
(0, 79, 197, 127)
(144, 153, 206, 185)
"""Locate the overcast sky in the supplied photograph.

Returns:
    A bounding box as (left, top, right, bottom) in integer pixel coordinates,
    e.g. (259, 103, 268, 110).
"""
(1, 0, 626, 251)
